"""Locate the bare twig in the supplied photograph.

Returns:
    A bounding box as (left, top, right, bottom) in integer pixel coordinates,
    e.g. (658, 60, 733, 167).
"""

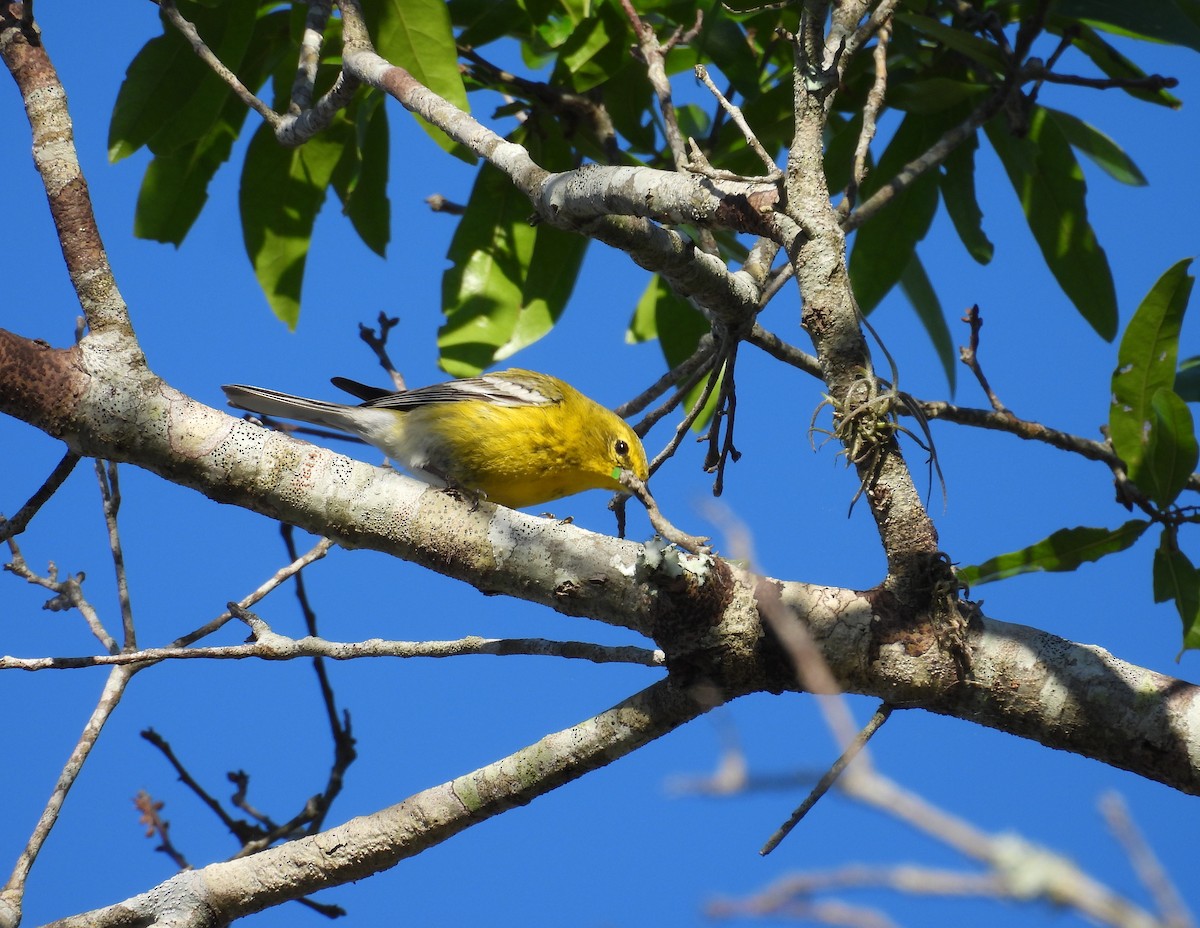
(760, 704, 894, 855)
(94, 461, 136, 648)
(959, 305, 1008, 413)
(1030, 68, 1179, 93)
(844, 87, 1010, 232)
(289, 0, 332, 113)
(843, 13, 892, 211)
(133, 790, 191, 871)
(3, 666, 138, 905)
(425, 193, 466, 214)
(746, 323, 822, 377)
(141, 728, 261, 844)
(1100, 792, 1195, 928)
(645, 359, 723, 475)
(0, 632, 665, 671)
(0, 451, 81, 541)
(618, 473, 710, 553)
(4, 536, 119, 655)
(692, 65, 781, 182)
(620, 0, 698, 172)
(356, 313, 405, 391)
(171, 537, 335, 648)
(158, 0, 280, 128)
(617, 333, 717, 420)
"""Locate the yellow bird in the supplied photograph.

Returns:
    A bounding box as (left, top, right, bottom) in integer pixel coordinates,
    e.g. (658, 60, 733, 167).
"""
(222, 369, 649, 509)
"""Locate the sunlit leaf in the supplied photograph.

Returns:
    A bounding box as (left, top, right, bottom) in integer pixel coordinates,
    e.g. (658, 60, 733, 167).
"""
(240, 120, 344, 327)
(1045, 108, 1148, 186)
(959, 521, 1150, 586)
(627, 275, 719, 431)
(1052, 0, 1200, 52)
(366, 0, 471, 158)
(850, 113, 947, 313)
(938, 129, 993, 265)
(331, 92, 391, 257)
(899, 254, 956, 392)
(110, 0, 257, 161)
(1153, 535, 1200, 652)
(1109, 258, 1195, 475)
(1140, 389, 1199, 507)
(985, 107, 1117, 341)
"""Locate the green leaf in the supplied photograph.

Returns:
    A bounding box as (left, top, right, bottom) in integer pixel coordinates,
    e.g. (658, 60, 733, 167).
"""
(132, 8, 288, 245)
(984, 107, 1117, 341)
(959, 520, 1150, 587)
(133, 110, 240, 245)
(439, 154, 586, 376)
(1152, 534, 1200, 652)
(1176, 356, 1200, 403)
(554, 2, 628, 92)
(849, 113, 945, 313)
(1044, 108, 1147, 186)
(1110, 258, 1195, 475)
(895, 13, 1008, 72)
(694, 13, 761, 100)
(331, 92, 391, 257)
(240, 121, 344, 327)
(497, 221, 588, 362)
(450, 0, 529, 48)
(1140, 389, 1199, 507)
(627, 275, 719, 430)
(110, 0, 257, 162)
(938, 129, 993, 265)
(1051, 0, 1200, 52)
(899, 254, 956, 392)
(888, 78, 989, 115)
(365, 0, 471, 158)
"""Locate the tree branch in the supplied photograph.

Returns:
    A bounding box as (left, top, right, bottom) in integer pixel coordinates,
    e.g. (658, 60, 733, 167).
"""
(47, 678, 715, 926)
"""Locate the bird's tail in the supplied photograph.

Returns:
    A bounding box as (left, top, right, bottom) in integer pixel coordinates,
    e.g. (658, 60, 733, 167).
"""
(222, 384, 361, 434)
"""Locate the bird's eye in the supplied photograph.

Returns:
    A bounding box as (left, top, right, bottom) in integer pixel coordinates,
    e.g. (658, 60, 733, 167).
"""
(614, 439, 629, 457)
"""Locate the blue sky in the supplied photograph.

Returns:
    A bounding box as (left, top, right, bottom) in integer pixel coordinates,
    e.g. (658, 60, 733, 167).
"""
(2, 5, 1199, 927)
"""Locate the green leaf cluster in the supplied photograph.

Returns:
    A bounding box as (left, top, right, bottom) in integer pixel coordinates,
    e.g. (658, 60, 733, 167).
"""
(962, 260, 1200, 651)
(110, 0, 1192, 371)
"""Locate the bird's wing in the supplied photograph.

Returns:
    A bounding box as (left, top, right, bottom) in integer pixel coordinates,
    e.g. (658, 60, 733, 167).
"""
(360, 369, 562, 410)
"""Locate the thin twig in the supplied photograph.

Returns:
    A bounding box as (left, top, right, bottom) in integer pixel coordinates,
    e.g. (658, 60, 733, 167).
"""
(746, 323, 822, 377)
(0, 451, 81, 541)
(279, 524, 355, 834)
(959, 305, 1008, 413)
(1030, 68, 1179, 93)
(94, 461, 136, 649)
(618, 334, 716, 421)
(141, 728, 260, 844)
(692, 65, 781, 181)
(289, 0, 332, 113)
(133, 790, 191, 870)
(170, 537, 335, 648)
(843, 13, 892, 211)
(3, 665, 137, 901)
(620, 0, 689, 170)
(4, 536, 119, 655)
(158, 0, 280, 128)
(844, 86, 1010, 233)
(618, 473, 710, 553)
(0, 633, 665, 671)
(761, 704, 895, 855)
(356, 313, 405, 391)
(1100, 792, 1195, 928)
(646, 359, 724, 475)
